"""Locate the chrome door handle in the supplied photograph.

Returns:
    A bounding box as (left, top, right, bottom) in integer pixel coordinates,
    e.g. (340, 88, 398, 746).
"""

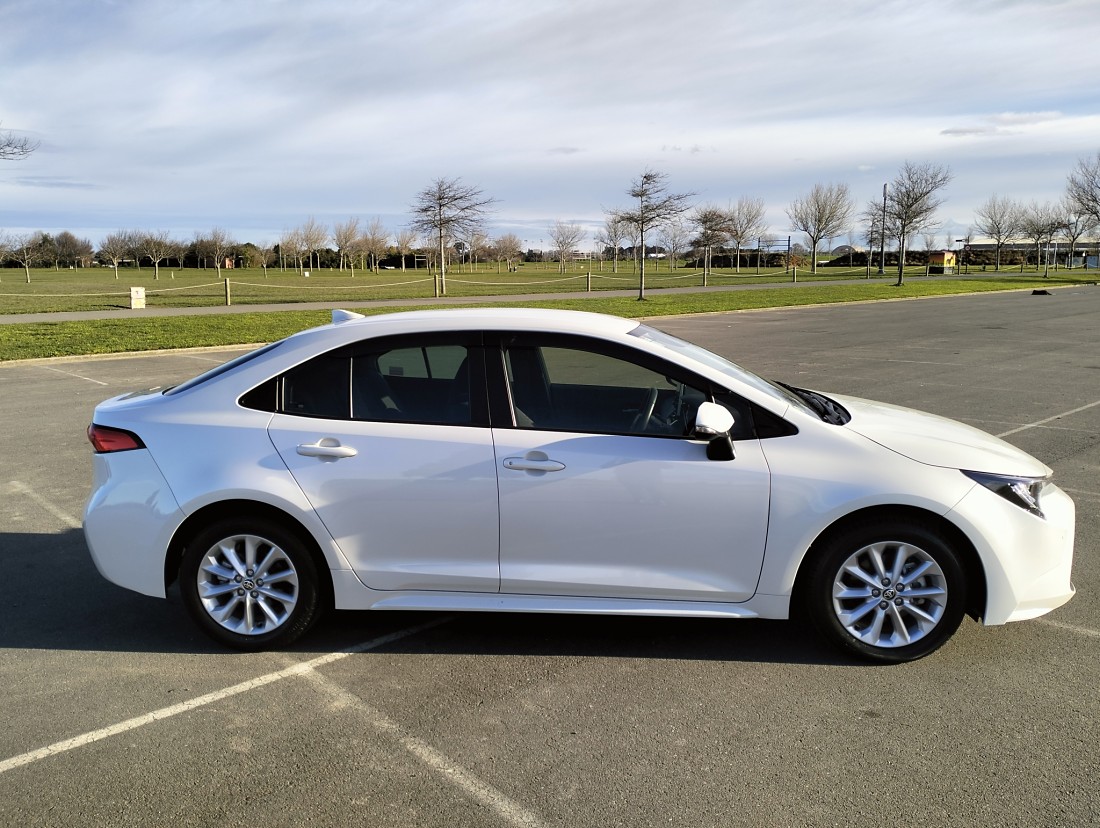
(297, 438, 358, 459)
(503, 457, 565, 472)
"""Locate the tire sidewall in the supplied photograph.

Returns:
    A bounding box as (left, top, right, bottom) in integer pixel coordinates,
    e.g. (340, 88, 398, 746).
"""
(180, 518, 320, 650)
(806, 520, 967, 663)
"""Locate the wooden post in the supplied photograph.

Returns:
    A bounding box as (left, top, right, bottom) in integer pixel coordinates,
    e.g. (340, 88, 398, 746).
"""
(225, 279, 232, 306)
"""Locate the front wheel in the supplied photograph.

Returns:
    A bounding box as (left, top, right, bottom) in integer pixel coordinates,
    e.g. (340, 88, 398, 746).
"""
(180, 519, 321, 650)
(803, 521, 967, 663)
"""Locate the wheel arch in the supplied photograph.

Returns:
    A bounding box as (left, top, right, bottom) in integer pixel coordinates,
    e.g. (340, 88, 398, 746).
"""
(791, 505, 987, 620)
(166, 499, 334, 611)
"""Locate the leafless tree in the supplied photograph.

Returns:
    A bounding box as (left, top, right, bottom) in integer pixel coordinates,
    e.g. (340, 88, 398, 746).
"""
(493, 233, 524, 273)
(467, 230, 491, 272)
(726, 196, 767, 273)
(973, 194, 1021, 271)
(10, 232, 43, 282)
(691, 205, 728, 285)
(882, 162, 952, 285)
(298, 217, 327, 273)
(547, 221, 586, 273)
(207, 227, 235, 277)
(410, 178, 496, 296)
(394, 229, 418, 272)
(921, 232, 939, 276)
(657, 219, 690, 272)
(140, 230, 175, 280)
(786, 183, 854, 274)
(1067, 151, 1100, 224)
(1019, 201, 1066, 277)
(0, 123, 38, 160)
(332, 217, 361, 271)
(358, 218, 390, 274)
(279, 228, 304, 272)
(597, 215, 629, 273)
(98, 232, 130, 278)
(124, 229, 146, 271)
(613, 169, 693, 299)
(1061, 195, 1098, 267)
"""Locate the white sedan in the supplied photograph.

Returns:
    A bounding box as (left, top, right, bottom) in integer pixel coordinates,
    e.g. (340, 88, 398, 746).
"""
(83, 308, 1075, 662)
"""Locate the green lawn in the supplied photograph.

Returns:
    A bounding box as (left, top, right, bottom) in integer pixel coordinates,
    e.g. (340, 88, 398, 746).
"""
(0, 274, 1086, 362)
(0, 262, 971, 315)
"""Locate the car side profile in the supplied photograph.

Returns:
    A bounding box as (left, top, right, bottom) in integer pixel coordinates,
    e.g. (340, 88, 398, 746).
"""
(83, 308, 1075, 662)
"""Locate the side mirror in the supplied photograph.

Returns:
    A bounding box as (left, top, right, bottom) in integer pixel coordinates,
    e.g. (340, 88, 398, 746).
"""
(693, 401, 735, 461)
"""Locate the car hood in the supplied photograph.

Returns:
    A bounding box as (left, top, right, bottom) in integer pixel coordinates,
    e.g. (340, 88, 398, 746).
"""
(831, 393, 1051, 477)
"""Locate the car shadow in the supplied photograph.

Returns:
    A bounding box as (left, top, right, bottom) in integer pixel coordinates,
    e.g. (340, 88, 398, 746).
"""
(0, 529, 863, 666)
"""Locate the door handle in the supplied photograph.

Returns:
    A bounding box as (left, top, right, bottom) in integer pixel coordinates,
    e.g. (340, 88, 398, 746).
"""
(297, 438, 358, 459)
(503, 456, 565, 472)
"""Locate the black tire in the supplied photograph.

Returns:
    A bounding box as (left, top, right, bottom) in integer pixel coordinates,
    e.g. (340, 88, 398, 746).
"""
(802, 520, 967, 663)
(180, 518, 321, 650)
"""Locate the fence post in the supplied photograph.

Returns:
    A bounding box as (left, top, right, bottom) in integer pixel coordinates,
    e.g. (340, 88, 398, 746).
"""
(225, 279, 232, 306)
(587, 271, 591, 291)
(792, 267, 797, 283)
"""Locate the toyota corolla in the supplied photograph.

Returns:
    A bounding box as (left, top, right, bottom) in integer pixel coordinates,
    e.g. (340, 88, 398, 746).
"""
(83, 308, 1075, 662)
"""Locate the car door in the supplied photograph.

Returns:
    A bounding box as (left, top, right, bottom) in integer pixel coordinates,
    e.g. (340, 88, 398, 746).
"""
(491, 334, 772, 603)
(265, 333, 501, 593)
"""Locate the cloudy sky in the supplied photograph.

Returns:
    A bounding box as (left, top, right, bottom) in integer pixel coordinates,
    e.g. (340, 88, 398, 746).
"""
(2, 0, 1098, 248)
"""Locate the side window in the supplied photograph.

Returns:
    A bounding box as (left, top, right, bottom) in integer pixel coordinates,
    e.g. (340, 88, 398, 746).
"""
(505, 343, 704, 437)
(282, 353, 350, 418)
(354, 343, 473, 425)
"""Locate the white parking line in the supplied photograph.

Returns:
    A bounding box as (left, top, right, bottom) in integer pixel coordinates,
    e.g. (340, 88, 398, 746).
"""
(36, 365, 109, 386)
(299, 666, 547, 828)
(996, 399, 1100, 438)
(1037, 619, 1100, 639)
(6, 481, 82, 529)
(0, 619, 448, 776)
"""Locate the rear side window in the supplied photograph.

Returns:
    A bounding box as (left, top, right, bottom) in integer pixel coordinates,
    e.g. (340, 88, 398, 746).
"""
(241, 334, 483, 426)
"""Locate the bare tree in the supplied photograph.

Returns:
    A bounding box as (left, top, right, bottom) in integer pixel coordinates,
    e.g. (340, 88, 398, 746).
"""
(493, 233, 524, 273)
(613, 169, 693, 299)
(394, 229, 418, 272)
(973, 194, 1021, 272)
(10, 232, 43, 282)
(467, 230, 491, 272)
(1019, 201, 1066, 277)
(882, 162, 953, 285)
(1061, 195, 1098, 267)
(357, 218, 389, 274)
(547, 221, 586, 273)
(597, 214, 629, 273)
(279, 228, 304, 273)
(922, 232, 939, 276)
(786, 183, 854, 274)
(141, 230, 175, 280)
(0, 123, 38, 160)
(125, 229, 146, 271)
(1067, 151, 1100, 224)
(726, 196, 767, 273)
(691, 205, 729, 285)
(657, 219, 690, 272)
(332, 217, 361, 271)
(98, 232, 130, 278)
(207, 228, 235, 277)
(299, 217, 327, 273)
(409, 178, 496, 296)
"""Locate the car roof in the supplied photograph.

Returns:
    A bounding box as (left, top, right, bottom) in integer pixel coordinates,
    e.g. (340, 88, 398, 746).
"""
(306, 307, 641, 339)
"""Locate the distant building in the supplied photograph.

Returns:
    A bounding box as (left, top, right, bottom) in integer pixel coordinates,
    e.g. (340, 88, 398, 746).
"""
(928, 250, 956, 274)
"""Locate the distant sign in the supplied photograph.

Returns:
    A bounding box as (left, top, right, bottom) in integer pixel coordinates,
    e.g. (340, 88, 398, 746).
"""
(130, 287, 146, 309)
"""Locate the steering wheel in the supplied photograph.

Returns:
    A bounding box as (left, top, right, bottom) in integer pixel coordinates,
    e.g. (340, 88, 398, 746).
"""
(630, 387, 659, 433)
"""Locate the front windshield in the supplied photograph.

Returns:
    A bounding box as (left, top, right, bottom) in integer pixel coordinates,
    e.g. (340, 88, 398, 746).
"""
(628, 323, 814, 414)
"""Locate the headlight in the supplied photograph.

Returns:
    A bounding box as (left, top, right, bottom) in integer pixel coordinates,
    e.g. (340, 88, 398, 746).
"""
(963, 470, 1049, 518)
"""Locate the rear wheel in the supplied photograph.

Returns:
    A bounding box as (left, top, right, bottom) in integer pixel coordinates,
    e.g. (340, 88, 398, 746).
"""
(804, 520, 967, 663)
(180, 518, 320, 650)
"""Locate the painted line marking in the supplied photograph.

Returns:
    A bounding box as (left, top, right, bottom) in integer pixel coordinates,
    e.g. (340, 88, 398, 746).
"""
(299, 666, 547, 828)
(996, 399, 1100, 438)
(36, 365, 109, 386)
(1037, 619, 1100, 639)
(7, 481, 82, 529)
(0, 618, 448, 776)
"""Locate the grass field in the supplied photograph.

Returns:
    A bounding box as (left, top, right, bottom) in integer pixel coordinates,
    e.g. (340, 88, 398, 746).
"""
(0, 272, 1089, 362)
(0, 261, 1008, 315)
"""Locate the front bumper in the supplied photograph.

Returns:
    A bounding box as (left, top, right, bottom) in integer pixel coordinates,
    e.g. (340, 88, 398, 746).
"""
(947, 480, 1076, 625)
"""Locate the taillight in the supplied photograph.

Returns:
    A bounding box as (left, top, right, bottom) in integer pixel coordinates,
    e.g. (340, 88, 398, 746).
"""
(87, 424, 145, 453)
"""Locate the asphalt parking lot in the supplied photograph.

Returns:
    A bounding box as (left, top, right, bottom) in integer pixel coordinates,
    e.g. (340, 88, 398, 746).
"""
(1, 287, 1098, 827)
